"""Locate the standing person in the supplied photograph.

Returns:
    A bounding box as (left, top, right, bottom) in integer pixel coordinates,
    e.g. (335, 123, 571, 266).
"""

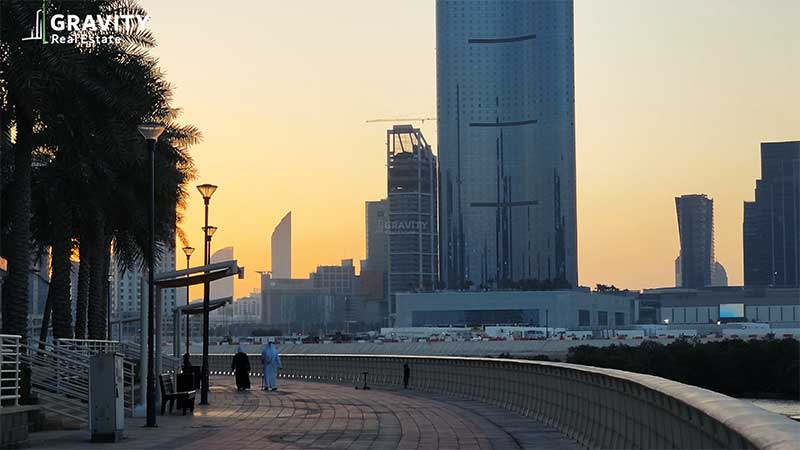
(231, 345, 251, 391)
(261, 340, 282, 391)
(182, 353, 193, 372)
(403, 363, 410, 389)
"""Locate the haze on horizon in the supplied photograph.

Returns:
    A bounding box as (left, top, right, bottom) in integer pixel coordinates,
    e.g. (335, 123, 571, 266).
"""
(140, 0, 800, 299)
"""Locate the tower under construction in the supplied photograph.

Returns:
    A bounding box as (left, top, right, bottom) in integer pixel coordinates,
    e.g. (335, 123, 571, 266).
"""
(386, 125, 438, 323)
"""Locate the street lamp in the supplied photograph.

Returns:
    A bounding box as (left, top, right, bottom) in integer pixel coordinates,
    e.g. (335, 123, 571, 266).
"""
(181, 246, 195, 362)
(203, 225, 218, 252)
(107, 274, 113, 341)
(138, 122, 165, 428)
(196, 184, 217, 406)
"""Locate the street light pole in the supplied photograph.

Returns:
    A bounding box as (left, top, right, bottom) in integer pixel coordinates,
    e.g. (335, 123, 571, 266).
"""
(545, 309, 549, 339)
(196, 184, 217, 406)
(107, 274, 112, 341)
(138, 122, 165, 428)
(181, 246, 194, 359)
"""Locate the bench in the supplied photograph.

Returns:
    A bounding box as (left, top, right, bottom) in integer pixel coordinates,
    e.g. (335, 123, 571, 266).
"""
(159, 373, 196, 416)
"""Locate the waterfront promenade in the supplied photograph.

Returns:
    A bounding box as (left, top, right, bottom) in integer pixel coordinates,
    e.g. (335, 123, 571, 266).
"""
(28, 377, 583, 450)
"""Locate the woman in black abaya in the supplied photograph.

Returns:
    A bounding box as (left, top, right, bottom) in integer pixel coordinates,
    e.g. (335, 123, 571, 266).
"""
(231, 345, 251, 391)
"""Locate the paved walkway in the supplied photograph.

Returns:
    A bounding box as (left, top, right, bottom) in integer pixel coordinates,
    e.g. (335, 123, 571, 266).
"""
(29, 377, 583, 450)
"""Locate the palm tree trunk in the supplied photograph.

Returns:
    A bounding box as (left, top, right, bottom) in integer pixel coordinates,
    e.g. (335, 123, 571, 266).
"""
(37, 291, 52, 349)
(1, 109, 33, 339)
(75, 236, 90, 340)
(50, 206, 74, 338)
(101, 235, 111, 340)
(87, 223, 107, 340)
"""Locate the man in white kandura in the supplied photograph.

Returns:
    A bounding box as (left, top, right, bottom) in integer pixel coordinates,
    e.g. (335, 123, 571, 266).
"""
(261, 340, 282, 391)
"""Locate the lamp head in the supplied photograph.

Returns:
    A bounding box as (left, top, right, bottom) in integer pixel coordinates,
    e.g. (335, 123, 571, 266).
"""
(182, 246, 195, 257)
(137, 122, 166, 140)
(203, 226, 218, 238)
(196, 184, 218, 201)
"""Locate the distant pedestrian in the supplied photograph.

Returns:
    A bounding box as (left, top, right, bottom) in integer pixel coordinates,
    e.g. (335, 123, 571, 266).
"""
(403, 363, 410, 389)
(261, 341, 282, 391)
(231, 345, 251, 391)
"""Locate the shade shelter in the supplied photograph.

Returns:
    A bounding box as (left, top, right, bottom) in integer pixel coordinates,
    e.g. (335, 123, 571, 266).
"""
(151, 260, 244, 408)
(171, 296, 232, 358)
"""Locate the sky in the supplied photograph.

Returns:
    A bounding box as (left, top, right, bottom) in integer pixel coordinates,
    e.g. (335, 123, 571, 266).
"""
(139, 0, 800, 299)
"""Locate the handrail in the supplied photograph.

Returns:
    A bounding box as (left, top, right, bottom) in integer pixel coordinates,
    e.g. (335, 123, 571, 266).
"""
(0, 334, 21, 407)
(56, 338, 121, 356)
(121, 341, 180, 373)
(22, 339, 138, 423)
(194, 353, 800, 450)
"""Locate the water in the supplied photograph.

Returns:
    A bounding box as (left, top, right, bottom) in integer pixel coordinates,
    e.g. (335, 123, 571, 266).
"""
(743, 399, 800, 418)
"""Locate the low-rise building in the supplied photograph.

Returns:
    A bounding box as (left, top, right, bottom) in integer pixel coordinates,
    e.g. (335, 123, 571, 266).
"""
(640, 286, 800, 327)
(395, 290, 636, 330)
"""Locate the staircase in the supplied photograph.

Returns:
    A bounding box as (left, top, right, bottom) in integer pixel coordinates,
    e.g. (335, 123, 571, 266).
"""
(21, 340, 137, 425)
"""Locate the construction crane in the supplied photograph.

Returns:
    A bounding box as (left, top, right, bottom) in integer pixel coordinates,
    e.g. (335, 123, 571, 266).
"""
(366, 117, 436, 124)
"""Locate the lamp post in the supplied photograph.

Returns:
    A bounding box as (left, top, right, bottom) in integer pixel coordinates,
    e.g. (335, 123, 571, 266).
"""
(196, 184, 217, 405)
(203, 226, 218, 257)
(203, 225, 217, 341)
(181, 246, 195, 359)
(138, 122, 165, 428)
(107, 274, 113, 341)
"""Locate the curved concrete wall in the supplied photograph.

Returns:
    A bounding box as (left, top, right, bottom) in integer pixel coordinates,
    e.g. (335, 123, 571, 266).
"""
(197, 354, 800, 450)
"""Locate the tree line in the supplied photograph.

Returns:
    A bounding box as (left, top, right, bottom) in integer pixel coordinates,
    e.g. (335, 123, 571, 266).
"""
(1, 1, 198, 342)
(567, 339, 799, 398)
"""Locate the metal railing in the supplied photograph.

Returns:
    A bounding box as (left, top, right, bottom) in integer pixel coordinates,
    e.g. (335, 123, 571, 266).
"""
(195, 353, 800, 450)
(120, 341, 180, 374)
(21, 340, 137, 424)
(55, 338, 122, 356)
(0, 334, 21, 407)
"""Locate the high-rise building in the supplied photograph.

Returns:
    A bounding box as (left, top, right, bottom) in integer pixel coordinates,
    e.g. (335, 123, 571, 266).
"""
(386, 125, 438, 320)
(271, 212, 291, 279)
(364, 200, 388, 273)
(712, 261, 728, 287)
(311, 259, 356, 295)
(261, 274, 334, 333)
(110, 238, 177, 340)
(311, 259, 359, 326)
(436, 0, 577, 289)
(208, 246, 235, 326)
(210, 246, 234, 300)
(675, 194, 715, 289)
(744, 141, 800, 287)
(675, 255, 728, 288)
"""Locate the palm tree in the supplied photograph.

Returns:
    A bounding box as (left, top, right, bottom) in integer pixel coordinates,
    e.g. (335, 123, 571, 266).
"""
(76, 43, 196, 340)
(30, 147, 76, 341)
(0, 0, 107, 340)
(6, 0, 197, 345)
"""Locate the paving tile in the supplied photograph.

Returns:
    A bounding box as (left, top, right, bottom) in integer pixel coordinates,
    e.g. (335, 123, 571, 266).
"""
(26, 377, 585, 450)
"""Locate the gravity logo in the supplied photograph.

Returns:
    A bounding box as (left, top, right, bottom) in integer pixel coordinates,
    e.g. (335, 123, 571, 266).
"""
(22, 0, 150, 46)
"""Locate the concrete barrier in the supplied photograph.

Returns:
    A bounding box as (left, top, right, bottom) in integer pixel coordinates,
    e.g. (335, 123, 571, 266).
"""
(194, 354, 800, 450)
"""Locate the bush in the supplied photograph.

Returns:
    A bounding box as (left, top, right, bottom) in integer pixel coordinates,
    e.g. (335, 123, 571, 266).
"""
(566, 338, 799, 398)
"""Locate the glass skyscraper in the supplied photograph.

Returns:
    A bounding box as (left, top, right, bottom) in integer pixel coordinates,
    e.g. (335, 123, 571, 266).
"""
(675, 194, 715, 289)
(271, 212, 291, 279)
(436, 0, 577, 289)
(744, 141, 800, 287)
